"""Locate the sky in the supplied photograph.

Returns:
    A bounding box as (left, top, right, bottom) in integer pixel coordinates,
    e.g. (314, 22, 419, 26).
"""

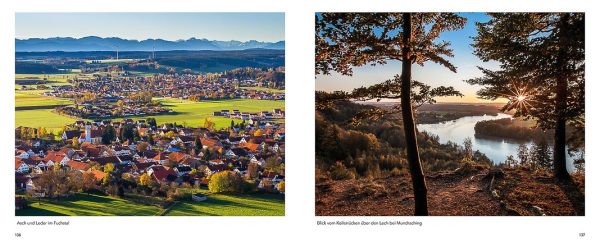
(315, 13, 504, 103)
(15, 13, 285, 42)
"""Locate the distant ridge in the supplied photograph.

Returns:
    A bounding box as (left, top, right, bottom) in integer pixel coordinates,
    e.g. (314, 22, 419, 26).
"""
(15, 36, 285, 52)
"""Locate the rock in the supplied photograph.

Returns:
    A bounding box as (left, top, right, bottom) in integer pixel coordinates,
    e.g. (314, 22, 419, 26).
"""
(532, 206, 546, 216)
(492, 189, 500, 199)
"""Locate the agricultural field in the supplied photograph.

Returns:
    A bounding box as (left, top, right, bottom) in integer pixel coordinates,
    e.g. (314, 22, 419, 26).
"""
(15, 96, 284, 130)
(15, 109, 77, 129)
(113, 98, 285, 129)
(15, 73, 75, 87)
(15, 90, 72, 108)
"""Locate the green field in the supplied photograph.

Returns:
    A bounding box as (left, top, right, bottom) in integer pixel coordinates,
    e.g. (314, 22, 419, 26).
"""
(16, 192, 284, 216)
(241, 86, 285, 93)
(15, 98, 283, 129)
(15, 73, 75, 87)
(15, 90, 72, 108)
(166, 192, 285, 216)
(104, 98, 284, 129)
(16, 194, 160, 216)
(15, 109, 77, 129)
(15, 71, 285, 130)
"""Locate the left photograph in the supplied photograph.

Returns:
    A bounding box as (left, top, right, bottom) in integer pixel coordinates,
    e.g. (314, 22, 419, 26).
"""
(15, 13, 285, 216)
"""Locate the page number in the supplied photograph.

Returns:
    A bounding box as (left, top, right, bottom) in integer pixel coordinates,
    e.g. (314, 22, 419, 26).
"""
(579, 233, 585, 237)
(15, 233, 21, 237)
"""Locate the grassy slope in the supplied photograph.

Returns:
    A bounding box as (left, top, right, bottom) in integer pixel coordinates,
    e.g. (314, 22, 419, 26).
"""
(16, 194, 160, 216)
(166, 190, 285, 216)
(17, 191, 285, 216)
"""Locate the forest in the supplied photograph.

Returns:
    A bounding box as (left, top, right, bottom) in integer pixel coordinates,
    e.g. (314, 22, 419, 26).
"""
(316, 99, 492, 182)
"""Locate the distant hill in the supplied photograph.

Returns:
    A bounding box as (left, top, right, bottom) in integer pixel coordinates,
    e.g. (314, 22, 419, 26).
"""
(15, 36, 285, 52)
(15, 49, 285, 73)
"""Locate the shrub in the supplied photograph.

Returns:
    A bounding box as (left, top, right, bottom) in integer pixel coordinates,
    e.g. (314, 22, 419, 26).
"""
(329, 161, 355, 180)
(390, 167, 403, 176)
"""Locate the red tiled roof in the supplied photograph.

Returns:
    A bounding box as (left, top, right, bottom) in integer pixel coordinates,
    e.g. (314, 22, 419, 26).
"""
(153, 152, 168, 161)
(15, 158, 22, 169)
(169, 152, 189, 163)
(66, 160, 90, 171)
(86, 169, 106, 181)
(151, 166, 177, 181)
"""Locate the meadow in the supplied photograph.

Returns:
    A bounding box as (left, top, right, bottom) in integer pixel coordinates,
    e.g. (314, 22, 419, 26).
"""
(15, 109, 76, 129)
(166, 190, 285, 216)
(15, 90, 72, 108)
(15, 95, 284, 130)
(106, 98, 284, 129)
(16, 193, 160, 216)
(16, 191, 284, 216)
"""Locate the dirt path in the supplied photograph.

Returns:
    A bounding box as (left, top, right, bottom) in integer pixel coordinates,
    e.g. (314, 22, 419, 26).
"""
(316, 167, 584, 216)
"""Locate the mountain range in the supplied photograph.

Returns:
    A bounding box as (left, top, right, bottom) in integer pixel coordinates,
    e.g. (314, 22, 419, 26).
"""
(15, 36, 285, 52)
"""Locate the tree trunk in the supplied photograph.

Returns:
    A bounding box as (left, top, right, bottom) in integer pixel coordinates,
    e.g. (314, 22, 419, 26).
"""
(553, 13, 570, 180)
(401, 13, 429, 216)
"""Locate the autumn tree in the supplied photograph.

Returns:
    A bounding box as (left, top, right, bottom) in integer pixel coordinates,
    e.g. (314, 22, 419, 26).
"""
(82, 172, 97, 194)
(139, 173, 151, 186)
(209, 171, 243, 193)
(316, 13, 467, 215)
(247, 162, 259, 179)
(72, 137, 79, 148)
(203, 118, 216, 130)
(104, 163, 115, 173)
(468, 13, 584, 179)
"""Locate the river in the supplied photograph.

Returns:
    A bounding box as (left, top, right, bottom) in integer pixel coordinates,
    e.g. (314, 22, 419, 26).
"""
(417, 113, 577, 172)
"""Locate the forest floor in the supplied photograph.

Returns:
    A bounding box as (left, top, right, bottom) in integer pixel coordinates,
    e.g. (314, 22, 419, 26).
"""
(315, 166, 585, 216)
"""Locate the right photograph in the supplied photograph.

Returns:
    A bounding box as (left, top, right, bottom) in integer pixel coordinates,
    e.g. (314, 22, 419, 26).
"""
(315, 13, 585, 216)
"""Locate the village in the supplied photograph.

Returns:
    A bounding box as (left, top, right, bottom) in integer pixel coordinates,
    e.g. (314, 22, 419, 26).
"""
(44, 66, 285, 101)
(15, 115, 285, 211)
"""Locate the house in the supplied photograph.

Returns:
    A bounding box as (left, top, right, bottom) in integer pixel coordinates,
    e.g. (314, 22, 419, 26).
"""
(85, 169, 106, 181)
(169, 152, 190, 164)
(66, 160, 90, 171)
(153, 152, 168, 165)
(174, 166, 192, 176)
(225, 148, 249, 158)
(15, 158, 30, 173)
(79, 123, 103, 144)
(148, 165, 177, 183)
(16, 150, 30, 159)
(90, 156, 121, 166)
(204, 164, 229, 175)
(43, 152, 70, 168)
(113, 146, 132, 156)
(62, 130, 82, 141)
